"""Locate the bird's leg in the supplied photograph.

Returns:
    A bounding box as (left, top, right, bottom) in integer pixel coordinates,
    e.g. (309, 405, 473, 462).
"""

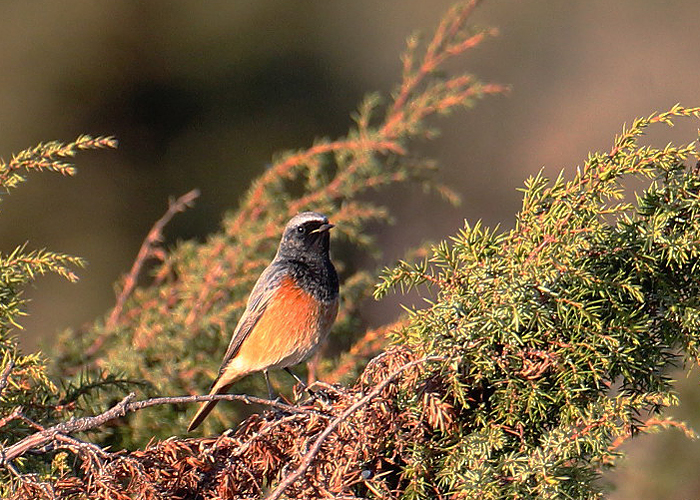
(284, 367, 316, 399)
(283, 367, 307, 389)
(263, 369, 276, 400)
(263, 370, 293, 418)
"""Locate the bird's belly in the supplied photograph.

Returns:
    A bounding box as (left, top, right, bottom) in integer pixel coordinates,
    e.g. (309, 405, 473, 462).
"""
(233, 281, 338, 373)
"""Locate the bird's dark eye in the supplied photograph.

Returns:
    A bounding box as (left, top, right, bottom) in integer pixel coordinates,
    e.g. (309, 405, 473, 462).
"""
(297, 226, 305, 234)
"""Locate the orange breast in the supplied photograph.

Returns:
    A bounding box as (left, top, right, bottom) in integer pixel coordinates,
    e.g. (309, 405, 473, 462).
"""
(220, 275, 338, 382)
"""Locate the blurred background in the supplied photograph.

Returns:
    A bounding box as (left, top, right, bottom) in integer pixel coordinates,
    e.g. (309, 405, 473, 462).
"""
(1, 1, 699, 498)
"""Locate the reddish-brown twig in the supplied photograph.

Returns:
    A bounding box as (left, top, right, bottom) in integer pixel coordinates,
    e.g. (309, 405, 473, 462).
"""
(0, 407, 22, 430)
(609, 416, 696, 453)
(85, 189, 200, 357)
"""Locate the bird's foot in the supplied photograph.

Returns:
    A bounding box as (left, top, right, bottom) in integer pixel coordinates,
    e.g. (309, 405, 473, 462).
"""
(302, 382, 346, 408)
(265, 395, 294, 419)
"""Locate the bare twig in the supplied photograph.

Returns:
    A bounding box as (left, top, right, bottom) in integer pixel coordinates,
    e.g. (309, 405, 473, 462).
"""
(54, 433, 113, 466)
(107, 188, 200, 329)
(1, 394, 135, 466)
(126, 393, 327, 417)
(264, 355, 444, 500)
(14, 413, 46, 432)
(85, 189, 200, 357)
(0, 407, 22, 429)
(0, 392, 325, 467)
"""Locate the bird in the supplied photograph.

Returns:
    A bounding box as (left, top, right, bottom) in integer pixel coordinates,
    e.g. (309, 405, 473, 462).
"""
(187, 211, 339, 431)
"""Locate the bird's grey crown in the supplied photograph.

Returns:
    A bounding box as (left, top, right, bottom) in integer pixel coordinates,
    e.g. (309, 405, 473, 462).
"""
(285, 211, 328, 229)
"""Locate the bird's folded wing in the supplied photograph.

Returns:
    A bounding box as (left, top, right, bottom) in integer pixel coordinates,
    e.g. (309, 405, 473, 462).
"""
(217, 262, 287, 375)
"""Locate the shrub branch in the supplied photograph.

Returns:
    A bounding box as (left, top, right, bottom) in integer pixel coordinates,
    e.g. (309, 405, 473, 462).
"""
(265, 355, 444, 500)
(0, 392, 322, 467)
(85, 189, 200, 358)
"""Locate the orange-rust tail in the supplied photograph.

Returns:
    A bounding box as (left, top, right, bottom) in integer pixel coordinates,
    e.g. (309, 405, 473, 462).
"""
(187, 383, 232, 432)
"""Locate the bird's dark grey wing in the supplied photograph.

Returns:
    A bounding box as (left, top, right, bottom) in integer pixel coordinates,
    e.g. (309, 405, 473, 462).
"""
(216, 262, 287, 375)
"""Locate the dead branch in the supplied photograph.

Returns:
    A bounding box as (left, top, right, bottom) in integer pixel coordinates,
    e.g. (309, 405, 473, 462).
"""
(264, 355, 444, 500)
(1, 394, 134, 466)
(2, 347, 448, 499)
(0, 407, 22, 429)
(0, 391, 325, 467)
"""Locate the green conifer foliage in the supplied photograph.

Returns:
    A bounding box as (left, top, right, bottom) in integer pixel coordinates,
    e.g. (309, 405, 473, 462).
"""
(375, 106, 700, 499)
(0, 136, 116, 495)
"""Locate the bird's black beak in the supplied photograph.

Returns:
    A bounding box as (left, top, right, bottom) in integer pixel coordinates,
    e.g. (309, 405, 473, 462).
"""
(310, 223, 334, 234)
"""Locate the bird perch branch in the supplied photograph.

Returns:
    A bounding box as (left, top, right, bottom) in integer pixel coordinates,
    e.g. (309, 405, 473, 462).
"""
(264, 355, 444, 500)
(0, 391, 322, 467)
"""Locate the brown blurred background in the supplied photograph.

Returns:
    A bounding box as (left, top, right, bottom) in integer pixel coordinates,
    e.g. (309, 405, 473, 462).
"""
(1, 1, 699, 498)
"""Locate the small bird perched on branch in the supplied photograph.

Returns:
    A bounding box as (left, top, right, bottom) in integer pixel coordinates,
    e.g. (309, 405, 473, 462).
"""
(187, 212, 339, 431)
